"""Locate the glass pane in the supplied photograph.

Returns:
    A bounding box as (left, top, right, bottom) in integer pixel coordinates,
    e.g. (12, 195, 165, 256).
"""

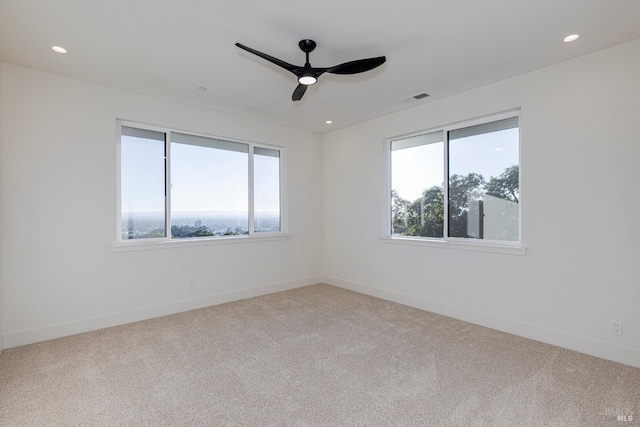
(120, 127, 166, 239)
(172, 132, 249, 153)
(170, 135, 249, 238)
(448, 117, 519, 241)
(390, 131, 444, 237)
(254, 147, 281, 232)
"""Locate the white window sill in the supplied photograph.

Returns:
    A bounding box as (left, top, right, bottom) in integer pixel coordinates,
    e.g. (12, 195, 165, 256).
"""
(379, 236, 526, 256)
(113, 233, 292, 253)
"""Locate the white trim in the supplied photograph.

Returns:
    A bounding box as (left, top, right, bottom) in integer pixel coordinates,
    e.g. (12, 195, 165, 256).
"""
(3, 276, 321, 349)
(0, 336, 4, 354)
(112, 233, 292, 252)
(379, 236, 526, 255)
(323, 275, 640, 369)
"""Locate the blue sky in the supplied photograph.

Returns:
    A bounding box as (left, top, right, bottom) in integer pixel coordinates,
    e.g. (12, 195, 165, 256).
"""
(392, 128, 519, 201)
(121, 135, 280, 214)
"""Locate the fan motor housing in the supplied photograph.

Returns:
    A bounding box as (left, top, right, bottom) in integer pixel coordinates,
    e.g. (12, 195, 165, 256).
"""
(298, 39, 316, 53)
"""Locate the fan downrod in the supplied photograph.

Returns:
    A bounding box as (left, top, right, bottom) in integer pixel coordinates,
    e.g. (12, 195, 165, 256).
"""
(298, 39, 316, 53)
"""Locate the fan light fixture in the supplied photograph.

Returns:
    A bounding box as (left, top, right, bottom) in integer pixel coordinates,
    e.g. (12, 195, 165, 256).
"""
(298, 75, 317, 85)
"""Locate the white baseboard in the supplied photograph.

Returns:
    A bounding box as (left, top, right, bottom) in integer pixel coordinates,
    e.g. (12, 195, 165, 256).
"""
(323, 275, 640, 369)
(3, 276, 322, 349)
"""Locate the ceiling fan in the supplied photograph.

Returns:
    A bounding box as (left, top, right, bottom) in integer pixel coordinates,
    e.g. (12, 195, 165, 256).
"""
(235, 39, 386, 101)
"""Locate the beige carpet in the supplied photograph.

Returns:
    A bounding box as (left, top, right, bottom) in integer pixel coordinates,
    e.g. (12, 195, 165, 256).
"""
(0, 284, 638, 426)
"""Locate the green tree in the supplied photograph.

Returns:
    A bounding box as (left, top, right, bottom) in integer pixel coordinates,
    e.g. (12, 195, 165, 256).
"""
(448, 173, 485, 237)
(486, 165, 519, 203)
(391, 166, 518, 239)
(171, 222, 215, 238)
(406, 185, 444, 238)
(391, 190, 410, 234)
(146, 228, 166, 238)
(484, 165, 519, 240)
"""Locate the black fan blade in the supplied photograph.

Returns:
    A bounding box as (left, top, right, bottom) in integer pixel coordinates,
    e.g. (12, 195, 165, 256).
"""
(292, 84, 308, 101)
(235, 43, 297, 73)
(327, 56, 386, 75)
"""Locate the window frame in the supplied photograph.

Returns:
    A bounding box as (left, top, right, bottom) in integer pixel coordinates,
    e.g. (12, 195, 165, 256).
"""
(115, 120, 287, 247)
(384, 110, 524, 254)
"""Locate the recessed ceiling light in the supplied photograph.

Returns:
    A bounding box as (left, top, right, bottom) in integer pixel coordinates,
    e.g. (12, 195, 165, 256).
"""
(325, 120, 333, 124)
(51, 46, 67, 54)
(197, 86, 207, 92)
(563, 34, 580, 43)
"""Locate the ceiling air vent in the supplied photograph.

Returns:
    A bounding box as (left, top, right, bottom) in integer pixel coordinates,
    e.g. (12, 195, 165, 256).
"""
(398, 92, 430, 104)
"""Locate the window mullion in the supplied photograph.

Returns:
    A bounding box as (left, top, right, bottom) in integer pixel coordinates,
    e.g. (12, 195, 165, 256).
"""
(165, 131, 171, 240)
(248, 145, 255, 235)
(116, 123, 123, 241)
(443, 130, 450, 240)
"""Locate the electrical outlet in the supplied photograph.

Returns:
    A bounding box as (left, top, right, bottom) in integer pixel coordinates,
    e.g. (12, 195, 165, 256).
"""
(344, 268, 349, 277)
(611, 320, 623, 336)
(188, 282, 195, 293)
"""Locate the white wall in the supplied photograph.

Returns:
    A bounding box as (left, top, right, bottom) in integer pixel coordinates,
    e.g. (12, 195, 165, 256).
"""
(322, 39, 640, 367)
(0, 63, 323, 347)
(0, 64, 4, 353)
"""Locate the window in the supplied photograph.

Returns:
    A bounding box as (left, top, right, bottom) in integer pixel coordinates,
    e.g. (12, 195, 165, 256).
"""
(253, 147, 281, 233)
(118, 123, 282, 242)
(390, 113, 519, 244)
(120, 127, 167, 239)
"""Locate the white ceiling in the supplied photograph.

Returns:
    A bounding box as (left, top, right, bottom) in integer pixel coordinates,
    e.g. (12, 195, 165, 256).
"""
(2, 0, 640, 134)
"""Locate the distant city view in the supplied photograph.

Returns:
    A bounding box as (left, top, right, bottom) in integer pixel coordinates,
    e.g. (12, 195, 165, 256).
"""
(121, 211, 280, 239)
